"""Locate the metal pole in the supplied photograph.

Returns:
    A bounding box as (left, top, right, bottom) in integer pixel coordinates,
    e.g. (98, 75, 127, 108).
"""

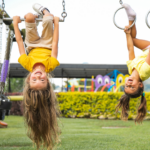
(0, 25, 14, 94)
(3, 17, 64, 22)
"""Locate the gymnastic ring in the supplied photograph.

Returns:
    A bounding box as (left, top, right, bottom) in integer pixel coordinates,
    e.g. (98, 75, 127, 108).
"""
(113, 7, 136, 30)
(146, 10, 150, 29)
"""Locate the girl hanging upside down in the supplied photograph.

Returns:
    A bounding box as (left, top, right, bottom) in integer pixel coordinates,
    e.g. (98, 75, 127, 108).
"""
(13, 3, 60, 150)
(116, 3, 150, 123)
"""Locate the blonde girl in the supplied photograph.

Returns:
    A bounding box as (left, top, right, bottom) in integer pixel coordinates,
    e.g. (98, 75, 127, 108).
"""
(13, 3, 60, 150)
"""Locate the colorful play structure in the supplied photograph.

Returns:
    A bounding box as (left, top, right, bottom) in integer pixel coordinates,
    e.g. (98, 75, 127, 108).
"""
(65, 70, 129, 92)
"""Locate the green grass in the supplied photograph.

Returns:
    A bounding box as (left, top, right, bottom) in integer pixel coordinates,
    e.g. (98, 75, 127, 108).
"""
(0, 116, 150, 150)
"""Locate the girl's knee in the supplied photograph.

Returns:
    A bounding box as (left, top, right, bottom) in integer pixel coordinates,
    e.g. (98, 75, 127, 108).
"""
(24, 13, 36, 23)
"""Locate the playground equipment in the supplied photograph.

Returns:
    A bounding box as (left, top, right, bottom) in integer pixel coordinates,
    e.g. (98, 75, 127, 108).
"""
(113, 0, 150, 29)
(113, 0, 136, 30)
(115, 74, 129, 92)
(66, 71, 129, 92)
(6, 96, 23, 101)
(1, 0, 67, 22)
(115, 83, 125, 92)
(0, 2, 13, 126)
(83, 78, 94, 92)
(107, 73, 129, 92)
(69, 79, 94, 92)
(146, 9, 150, 28)
(116, 74, 129, 87)
(93, 75, 111, 92)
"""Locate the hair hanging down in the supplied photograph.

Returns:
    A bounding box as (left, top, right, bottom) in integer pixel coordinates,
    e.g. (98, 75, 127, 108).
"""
(116, 85, 147, 123)
(23, 73, 60, 150)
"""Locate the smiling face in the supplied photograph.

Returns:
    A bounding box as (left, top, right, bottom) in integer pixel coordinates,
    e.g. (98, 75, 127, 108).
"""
(124, 76, 143, 94)
(29, 64, 48, 90)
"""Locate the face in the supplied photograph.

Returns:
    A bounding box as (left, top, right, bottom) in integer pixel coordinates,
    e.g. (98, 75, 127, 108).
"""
(124, 76, 143, 94)
(29, 67, 48, 90)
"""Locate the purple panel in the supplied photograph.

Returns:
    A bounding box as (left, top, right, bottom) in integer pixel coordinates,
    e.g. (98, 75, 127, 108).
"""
(1, 60, 9, 82)
(103, 75, 111, 88)
(95, 75, 104, 88)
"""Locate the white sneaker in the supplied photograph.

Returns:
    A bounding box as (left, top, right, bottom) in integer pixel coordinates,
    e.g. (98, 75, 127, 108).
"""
(32, 3, 50, 15)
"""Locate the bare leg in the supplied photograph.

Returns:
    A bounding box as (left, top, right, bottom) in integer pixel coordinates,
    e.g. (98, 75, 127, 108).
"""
(133, 38, 150, 50)
(129, 20, 150, 50)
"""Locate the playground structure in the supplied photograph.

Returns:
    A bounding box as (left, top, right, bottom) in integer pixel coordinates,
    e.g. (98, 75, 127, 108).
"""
(113, 0, 150, 29)
(65, 70, 129, 92)
(113, 0, 136, 30)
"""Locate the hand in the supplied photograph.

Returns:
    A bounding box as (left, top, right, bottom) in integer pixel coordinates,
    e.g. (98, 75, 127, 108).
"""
(124, 26, 131, 34)
(54, 16, 59, 24)
(13, 16, 22, 24)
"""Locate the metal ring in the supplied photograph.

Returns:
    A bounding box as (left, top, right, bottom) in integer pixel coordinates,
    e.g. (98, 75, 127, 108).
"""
(113, 7, 136, 30)
(146, 10, 150, 28)
(61, 12, 67, 18)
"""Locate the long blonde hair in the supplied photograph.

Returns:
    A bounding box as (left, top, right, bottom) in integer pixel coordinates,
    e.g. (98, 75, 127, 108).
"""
(23, 73, 60, 150)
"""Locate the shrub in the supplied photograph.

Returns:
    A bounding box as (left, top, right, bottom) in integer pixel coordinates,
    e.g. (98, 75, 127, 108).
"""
(57, 92, 150, 120)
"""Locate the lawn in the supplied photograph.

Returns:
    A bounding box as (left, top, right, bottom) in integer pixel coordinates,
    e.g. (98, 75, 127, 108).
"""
(0, 116, 150, 150)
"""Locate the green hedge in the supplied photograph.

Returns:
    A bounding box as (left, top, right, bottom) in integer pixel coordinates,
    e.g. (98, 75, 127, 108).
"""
(57, 92, 150, 120)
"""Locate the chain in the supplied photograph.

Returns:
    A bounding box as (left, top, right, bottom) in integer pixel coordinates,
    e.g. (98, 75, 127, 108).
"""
(119, 0, 123, 5)
(61, 0, 67, 21)
(1, 0, 6, 17)
(2, 0, 5, 11)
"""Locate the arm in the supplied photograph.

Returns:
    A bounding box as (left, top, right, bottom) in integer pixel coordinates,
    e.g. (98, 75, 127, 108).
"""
(124, 26, 135, 60)
(51, 17, 59, 59)
(13, 16, 26, 55)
